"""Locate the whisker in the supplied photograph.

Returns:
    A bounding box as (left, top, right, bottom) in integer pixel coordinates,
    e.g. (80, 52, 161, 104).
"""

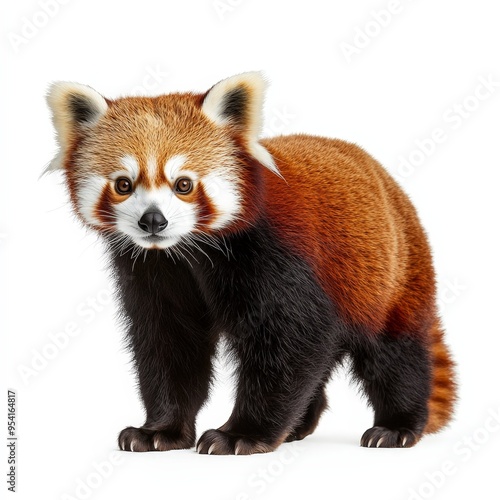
(184, 236, 214, 268)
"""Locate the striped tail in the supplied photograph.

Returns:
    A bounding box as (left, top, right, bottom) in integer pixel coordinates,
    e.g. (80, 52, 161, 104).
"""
(424, 319, 457, 434)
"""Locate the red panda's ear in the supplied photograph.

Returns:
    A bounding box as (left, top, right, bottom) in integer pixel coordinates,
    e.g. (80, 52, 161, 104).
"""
(202, 72, 279, 176)
(45, 82, 108, 172)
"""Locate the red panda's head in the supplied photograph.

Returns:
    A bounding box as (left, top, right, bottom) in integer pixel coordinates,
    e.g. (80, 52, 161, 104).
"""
(46, 72, 279, 250)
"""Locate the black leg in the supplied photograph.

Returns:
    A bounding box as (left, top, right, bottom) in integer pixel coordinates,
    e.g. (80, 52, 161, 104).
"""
(118, 308, 215, 452)
(196, 354, 322, 454)
(196, 311, 342, 455)
(286, 385, 328, 442)
(192, 223, 348, 455)
(112, 251, 215, 452)
(350, 334, 431, 448)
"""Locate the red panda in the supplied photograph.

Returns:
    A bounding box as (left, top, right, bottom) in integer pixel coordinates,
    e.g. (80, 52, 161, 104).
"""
(46, 72, 456, 454)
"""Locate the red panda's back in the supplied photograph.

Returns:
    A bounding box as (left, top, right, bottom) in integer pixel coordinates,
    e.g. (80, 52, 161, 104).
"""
(260, 134, 435, 334)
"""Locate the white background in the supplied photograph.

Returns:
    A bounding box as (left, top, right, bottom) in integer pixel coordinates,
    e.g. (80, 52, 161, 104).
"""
(2, 0, 500, 499)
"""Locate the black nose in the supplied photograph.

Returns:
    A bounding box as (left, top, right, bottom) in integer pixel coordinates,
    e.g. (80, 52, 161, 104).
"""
(138, 211, 168, 235)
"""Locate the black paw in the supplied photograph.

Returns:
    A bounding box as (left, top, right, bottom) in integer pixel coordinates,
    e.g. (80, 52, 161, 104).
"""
(360, 426, 419, 448)
(118, 426, 193, 452)
(196, 429, 275, 455)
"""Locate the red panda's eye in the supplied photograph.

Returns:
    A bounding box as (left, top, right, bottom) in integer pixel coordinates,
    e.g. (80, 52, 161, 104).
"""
(115, 177, 133, 195)
(174, 177, 193, 195)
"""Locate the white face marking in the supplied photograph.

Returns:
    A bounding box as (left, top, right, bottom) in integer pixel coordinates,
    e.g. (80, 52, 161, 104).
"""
(165, 154, 188, 181)
(114, 185, 197, 249)
(110, 169, 134, 181)
(202, 172, 241, 229)
(120, 155, 139, 181)
(81, 154, 242, 251)
(147, 156, 157, 182)
(77, 175, 107, 226)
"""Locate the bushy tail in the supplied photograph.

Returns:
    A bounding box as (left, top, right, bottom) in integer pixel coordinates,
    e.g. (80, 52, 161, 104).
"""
(424, 320, 457, 434)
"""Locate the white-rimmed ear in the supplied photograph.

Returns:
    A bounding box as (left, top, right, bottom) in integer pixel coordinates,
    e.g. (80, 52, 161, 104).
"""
(202, 72, 279, 176)
(45, 82, 108, 171)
